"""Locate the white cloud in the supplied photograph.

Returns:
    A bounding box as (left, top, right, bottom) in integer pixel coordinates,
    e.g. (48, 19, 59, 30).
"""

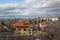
(24, 0, 37, 4)
(0, 0, 60, 18)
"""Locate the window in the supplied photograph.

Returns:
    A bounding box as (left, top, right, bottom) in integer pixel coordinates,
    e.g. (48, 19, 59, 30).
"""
(24, 29, 26, 31)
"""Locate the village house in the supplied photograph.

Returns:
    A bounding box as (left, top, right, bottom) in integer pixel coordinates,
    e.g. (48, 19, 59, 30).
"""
(39, 21, 48, 31)
(15, 21, 30, 35)
(51, 18, 58, 21)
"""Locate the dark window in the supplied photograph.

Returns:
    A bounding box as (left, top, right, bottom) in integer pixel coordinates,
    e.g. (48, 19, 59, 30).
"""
(19, 29, 21, 31)
(24, 29, 26, 31)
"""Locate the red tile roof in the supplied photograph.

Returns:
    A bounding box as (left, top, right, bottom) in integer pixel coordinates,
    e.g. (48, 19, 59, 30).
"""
(15, 22, 30, 28)
(40, 22, 48, 28)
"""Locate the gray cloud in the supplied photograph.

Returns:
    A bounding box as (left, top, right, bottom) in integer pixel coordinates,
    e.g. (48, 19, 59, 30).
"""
(0, 0, 60, 19)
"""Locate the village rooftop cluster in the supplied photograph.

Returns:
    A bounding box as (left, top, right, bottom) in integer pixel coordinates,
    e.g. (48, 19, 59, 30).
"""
(0, 17, 60, 40)
(0, 17, 59, 35)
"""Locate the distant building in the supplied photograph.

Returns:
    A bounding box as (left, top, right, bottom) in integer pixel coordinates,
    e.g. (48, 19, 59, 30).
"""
(15, 21, 30, 35)
(40, 17, 58, 22)
(40, 22, 48, 28)
(51, 18, 58, 21)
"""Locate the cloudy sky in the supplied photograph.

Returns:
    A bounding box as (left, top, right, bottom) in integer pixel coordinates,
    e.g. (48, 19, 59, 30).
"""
(0, 0, 60, 19)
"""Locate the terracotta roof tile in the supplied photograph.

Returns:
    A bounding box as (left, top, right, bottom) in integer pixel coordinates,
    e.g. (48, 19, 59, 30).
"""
(15, 22, 30, 28)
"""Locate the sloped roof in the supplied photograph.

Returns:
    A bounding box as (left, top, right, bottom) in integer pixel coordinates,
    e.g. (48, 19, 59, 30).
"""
(15, 22, 30, 28)
(40, 22, 48, 28)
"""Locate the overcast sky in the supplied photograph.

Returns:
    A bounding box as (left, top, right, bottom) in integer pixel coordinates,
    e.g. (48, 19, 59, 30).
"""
(0, 0, 60, 19)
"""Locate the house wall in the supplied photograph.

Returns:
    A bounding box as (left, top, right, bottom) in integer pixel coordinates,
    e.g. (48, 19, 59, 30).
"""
(16, 28, 29, 35)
